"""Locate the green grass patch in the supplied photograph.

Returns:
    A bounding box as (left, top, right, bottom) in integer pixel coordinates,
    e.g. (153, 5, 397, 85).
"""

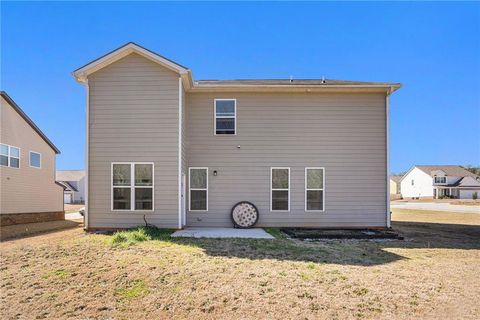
(115, 279, 149, 299)
(264, 228, 286, 239)
(110, 227, 173, 246)
(353, 287, 369, 296)
(42, 269, 70, 280)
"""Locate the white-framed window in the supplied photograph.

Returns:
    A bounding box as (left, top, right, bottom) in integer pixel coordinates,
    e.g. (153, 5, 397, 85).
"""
(214, 99, 236, 135)
(189, 167, 208, 211)
(411, 179, 414, 186)
(111, 162, 154, 211)
(29, 151, 41, 168)
(0, 143, 20, 168)
(271, 167, 290, 211)
(305, 168, 325, 212)
(434, 176, 446, 184)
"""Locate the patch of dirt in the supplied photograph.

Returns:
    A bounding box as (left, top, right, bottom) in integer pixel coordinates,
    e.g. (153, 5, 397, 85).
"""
(0, 209, 479, 319)
(281, 228, 402, 240)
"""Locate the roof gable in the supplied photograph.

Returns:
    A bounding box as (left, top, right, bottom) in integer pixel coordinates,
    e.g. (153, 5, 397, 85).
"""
(73, 42, 190, 83)
(431, 169, 446, 176)
(1, 91, 60, 154)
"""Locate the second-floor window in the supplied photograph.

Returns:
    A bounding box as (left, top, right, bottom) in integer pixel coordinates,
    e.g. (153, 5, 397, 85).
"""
(434, 176, 446, 184)
(29, 151, 41, 168)
(0, 143, 20, 168)
(214, 99, 236, 135)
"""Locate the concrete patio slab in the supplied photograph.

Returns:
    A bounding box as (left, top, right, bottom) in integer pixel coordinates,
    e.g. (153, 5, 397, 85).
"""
(171, 227, 275, 239)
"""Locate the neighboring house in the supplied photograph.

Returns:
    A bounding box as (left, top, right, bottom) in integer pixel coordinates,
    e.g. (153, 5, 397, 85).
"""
(389, 175, 402, 199)
(73, 42, 401, 230)
(400, 165, 480, 199)
(56, 170, 86, 204)
(0, 91, 64, 225)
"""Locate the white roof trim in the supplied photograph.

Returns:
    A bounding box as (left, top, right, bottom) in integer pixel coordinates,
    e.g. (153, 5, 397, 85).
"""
(73, 42, 191, 83)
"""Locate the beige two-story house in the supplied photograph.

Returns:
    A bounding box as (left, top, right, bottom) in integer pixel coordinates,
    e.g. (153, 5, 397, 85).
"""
(1, 92, 64, 225)
(73, 42, 401, 230)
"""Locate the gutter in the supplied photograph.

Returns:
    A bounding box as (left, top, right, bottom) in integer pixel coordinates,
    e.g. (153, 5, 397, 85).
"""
(84, 80, 90, 230)
(386, 86, 394, 228)
(178, 77, 183, 229)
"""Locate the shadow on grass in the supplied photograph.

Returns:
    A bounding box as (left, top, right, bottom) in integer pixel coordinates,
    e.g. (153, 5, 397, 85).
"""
(389, 221, 480, 250)
(107, 220, 480, 266)
(1, 219, 82, 242)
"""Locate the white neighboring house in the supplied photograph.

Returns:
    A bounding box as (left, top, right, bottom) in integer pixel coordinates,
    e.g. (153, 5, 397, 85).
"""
(400, 165, 480, 199)
(56, 170, 85, 204)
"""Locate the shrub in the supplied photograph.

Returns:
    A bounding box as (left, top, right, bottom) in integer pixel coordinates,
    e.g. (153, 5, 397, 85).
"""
(111, 232, 129, 245)
(115, 279, 149, 299)
(110, 227, 173, 246)
(473, 192, 478, 200)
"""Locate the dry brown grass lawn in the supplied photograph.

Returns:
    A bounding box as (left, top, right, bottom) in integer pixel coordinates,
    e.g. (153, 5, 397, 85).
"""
(1, 209, 479, 319)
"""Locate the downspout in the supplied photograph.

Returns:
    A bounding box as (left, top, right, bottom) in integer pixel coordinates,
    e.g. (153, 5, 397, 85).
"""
(84, 79, 90, 230)
(386, 87, 392, 228)
(178, 77, 183, 229)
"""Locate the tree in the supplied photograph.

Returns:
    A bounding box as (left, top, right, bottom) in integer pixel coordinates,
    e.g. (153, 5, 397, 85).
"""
(462, 165, 480, 176)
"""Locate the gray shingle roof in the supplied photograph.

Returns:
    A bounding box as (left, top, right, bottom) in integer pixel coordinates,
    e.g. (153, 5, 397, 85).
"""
(56, 170, 85, 181)
(450, 176, 480, 187)
(415, 165, 479, 179)
(390, 175, 403, 183)
(195, 79, 401, 87)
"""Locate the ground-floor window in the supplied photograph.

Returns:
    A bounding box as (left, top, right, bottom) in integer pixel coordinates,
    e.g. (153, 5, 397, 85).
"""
(111, 162, 154, 211)
(189, 167, 208, 211)
(271, 167, 290, 211)
(305, 168, 325, 211)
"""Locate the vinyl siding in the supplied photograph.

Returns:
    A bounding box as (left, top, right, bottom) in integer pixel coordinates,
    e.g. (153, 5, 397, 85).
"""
(186, 92, 387, 227)
(88, 53, 179, 228)
(0, 96, 63, 214)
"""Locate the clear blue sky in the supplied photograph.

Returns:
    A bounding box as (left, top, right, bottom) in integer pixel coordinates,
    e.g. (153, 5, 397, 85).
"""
(1, 2, 479, 173)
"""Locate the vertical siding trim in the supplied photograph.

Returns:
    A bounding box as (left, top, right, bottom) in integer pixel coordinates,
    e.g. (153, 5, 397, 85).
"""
(84, 79, 90, 230)
(386, 89, 391, 228)
(178, 77, 182, 229)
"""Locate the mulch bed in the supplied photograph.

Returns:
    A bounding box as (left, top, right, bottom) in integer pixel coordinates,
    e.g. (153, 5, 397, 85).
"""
(281, 228, 403, 240)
